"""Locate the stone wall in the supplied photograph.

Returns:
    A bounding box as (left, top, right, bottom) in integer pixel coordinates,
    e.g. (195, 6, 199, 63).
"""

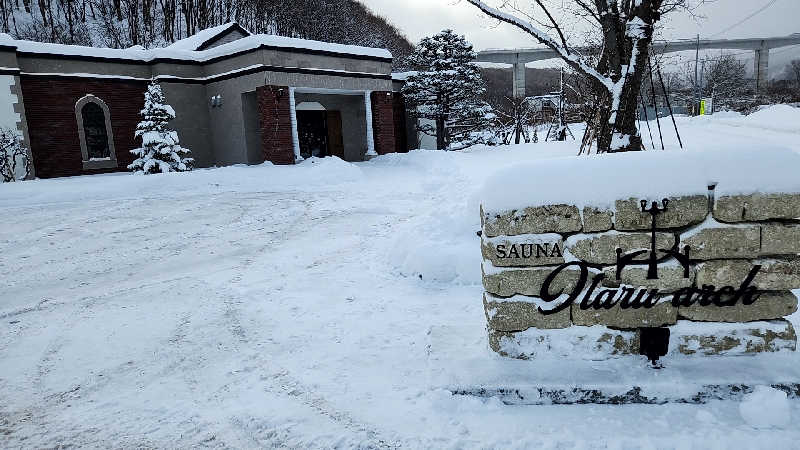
(480, 189, 800, 359)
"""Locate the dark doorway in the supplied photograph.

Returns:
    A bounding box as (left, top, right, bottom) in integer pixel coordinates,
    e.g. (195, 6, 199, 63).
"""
(297, 111, 328, 159)
(297, 110, 345, 160)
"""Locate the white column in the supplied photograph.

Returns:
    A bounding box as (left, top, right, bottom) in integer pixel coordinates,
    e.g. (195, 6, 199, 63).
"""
(754, 47, 770, 92)
(288, 87, 303, 162)
(512, 60, 526, 98)
(364, 90, 377, 157)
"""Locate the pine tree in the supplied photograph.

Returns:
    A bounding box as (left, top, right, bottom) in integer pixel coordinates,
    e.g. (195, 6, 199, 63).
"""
(129, 82, 193, 174)
(402, 29, 494, 150)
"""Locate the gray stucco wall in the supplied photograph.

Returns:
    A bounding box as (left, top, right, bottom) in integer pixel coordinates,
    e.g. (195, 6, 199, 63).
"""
(16, 57, 152, 79)
(204, 72, 264, 166)
(241, 90, 262, 164)
(161, 83, 214, 167)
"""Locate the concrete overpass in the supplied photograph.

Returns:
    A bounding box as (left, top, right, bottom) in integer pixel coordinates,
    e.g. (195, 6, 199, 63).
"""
(475, 33, 800, 97)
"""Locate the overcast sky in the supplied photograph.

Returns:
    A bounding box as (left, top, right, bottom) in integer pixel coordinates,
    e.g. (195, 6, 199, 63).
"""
(362, 0, 800, 76)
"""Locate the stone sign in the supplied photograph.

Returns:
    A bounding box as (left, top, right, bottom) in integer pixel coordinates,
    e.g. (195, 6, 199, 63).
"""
(480, 189, 800, 362)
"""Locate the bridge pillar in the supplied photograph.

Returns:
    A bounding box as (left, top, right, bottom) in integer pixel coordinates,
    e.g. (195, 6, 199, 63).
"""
(754, 46, 770, 92)
(512, 60, 526, 98)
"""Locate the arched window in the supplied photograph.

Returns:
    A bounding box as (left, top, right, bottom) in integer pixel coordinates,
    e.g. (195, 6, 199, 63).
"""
(76, 95, 117, 170)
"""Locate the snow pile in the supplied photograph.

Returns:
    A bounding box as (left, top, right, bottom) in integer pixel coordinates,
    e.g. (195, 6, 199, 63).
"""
(699, 105, 800, 134)
(383, 151, 481, 284)
(296, 156, 363, 182)
(739, 386, 791, 429)
(741, 105, 800, 134)
(479, 146, 800, 213)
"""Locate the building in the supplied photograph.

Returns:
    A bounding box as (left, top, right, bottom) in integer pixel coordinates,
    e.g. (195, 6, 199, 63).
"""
(0, 23, 411, 179)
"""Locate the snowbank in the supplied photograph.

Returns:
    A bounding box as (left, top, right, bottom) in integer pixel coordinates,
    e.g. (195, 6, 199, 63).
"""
(739, 386, 791, 429)
(479, 146, 800, 213)
(0, 157, 363, 208)
(700, 105, 800, 134)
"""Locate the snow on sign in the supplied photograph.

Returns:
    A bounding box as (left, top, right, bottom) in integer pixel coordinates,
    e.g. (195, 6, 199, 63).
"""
(478, 148, 800, 364)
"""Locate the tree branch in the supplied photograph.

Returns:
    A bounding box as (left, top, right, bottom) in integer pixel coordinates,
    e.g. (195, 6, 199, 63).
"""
(465, 0, 612, 92)
(534, 0, 570, 54)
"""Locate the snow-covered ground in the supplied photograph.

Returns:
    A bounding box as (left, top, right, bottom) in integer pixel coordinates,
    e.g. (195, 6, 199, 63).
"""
(3, 107, 800, 448)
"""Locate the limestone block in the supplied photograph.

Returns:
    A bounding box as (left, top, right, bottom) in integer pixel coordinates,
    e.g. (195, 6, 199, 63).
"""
(681, 225, 760, 260)
(481, 234, 565, 267)
(678, 291, 798, 322)
(482, 204, 581, 237)
(714, 192, 800, 223)
(566, 231, 675, 265)
(571, 299, 678, 328)
(482, 264, 583, 297)
(601, 264, 694, 292)
(488, 326, 639, 360)
(615, 195, 708, 231)
(696, 259, 800, 290)
(582, 206, 613, 232)
(483, 292, 570, 331)
(669, 319, 796, 356)
(760, 224, 800, 255)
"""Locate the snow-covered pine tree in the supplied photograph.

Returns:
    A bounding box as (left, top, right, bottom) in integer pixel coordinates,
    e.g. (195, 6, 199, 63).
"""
(402, 30, 494, 150)
(129, 82, 193, 174)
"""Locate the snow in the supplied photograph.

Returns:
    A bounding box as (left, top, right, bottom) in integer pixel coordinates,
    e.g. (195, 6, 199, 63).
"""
(702, 104, 800, 134)
(0, 26, 391, 64)
(165, 23, 248, 51)
(480, 106, 800, 213)
(740, 386, 792, 429)
(2, 108, 800, 446)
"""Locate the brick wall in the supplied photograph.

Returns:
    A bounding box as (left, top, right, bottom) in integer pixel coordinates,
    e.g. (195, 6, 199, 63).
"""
(19, 76, 146, 178)
(370, 91, 395, 155)
(257, 85, 294, 165)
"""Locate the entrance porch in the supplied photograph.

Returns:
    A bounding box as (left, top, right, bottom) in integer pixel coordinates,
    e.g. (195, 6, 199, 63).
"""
(249, 85, 396, 166)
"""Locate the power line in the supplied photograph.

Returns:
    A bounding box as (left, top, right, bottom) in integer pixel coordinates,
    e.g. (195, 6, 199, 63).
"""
(707, 0, 781, 39)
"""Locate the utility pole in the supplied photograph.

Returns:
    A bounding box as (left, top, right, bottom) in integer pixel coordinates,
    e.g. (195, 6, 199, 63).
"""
(694, 34, 700, 116)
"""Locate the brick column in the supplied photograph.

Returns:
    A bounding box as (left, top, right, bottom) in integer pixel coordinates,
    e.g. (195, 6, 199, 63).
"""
(257, 85, 295, 165)
(370, 91, 396, 155)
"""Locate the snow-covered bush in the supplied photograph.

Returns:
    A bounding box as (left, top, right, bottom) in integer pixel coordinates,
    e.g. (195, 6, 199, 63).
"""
(129, 82, 193, 174)
(0, 127, 30, 182)
(402, 30, 494, 150)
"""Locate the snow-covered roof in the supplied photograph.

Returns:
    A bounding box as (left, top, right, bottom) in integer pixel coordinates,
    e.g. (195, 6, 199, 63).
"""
(0, 27, 392, 63)
(165, 23, 250, 51)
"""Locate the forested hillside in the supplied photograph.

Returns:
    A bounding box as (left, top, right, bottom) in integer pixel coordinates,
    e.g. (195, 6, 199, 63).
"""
(0, 0, 413, 67)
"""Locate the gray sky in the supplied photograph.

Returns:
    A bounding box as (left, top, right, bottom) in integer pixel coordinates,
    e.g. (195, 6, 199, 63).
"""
(363, 0, 800, 76)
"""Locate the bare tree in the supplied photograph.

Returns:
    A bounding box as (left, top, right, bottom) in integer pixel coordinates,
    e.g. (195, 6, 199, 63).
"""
(702, 53, 748, 111)
(465, 0, 697, 152)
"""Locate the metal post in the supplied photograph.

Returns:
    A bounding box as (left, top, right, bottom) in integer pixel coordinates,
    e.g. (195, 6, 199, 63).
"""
(656, 65, 683, 149)
(648, 57, 664, 150)
(694, 34, 700, 116)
